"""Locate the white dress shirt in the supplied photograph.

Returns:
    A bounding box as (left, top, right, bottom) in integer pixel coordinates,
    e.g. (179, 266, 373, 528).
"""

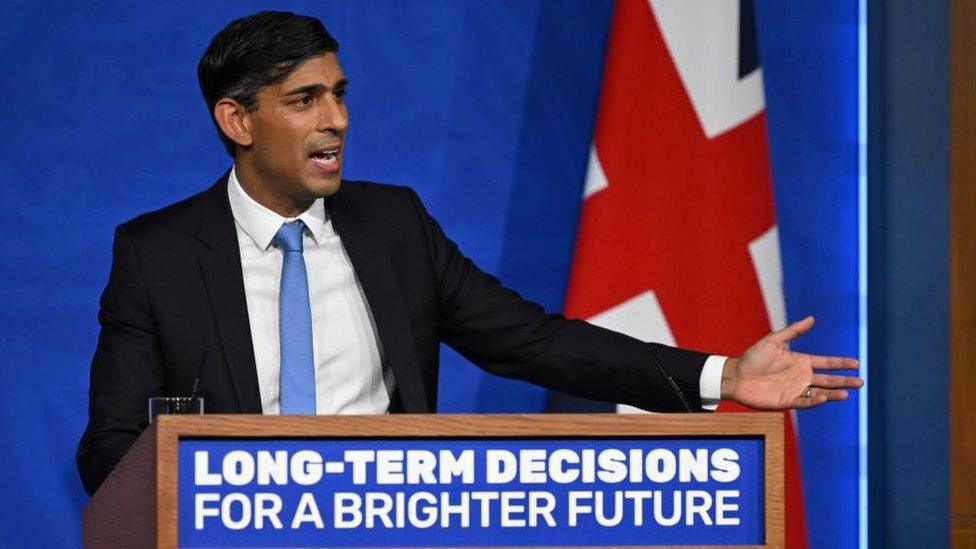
(699, 355, 724, 410)
(228, 167, 393, 414)
(228, 167, 725, 414)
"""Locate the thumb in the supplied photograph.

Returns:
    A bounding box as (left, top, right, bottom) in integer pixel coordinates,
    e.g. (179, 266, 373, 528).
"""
(769, 316, 815, 344)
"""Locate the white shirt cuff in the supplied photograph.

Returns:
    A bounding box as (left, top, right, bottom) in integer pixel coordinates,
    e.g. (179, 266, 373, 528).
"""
(699, 355, 727, 411)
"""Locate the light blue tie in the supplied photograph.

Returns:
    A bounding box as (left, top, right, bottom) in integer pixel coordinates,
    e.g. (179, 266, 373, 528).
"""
(273, 220, 316, 414)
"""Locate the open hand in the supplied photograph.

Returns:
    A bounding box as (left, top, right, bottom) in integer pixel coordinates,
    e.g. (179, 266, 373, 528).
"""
(720, 316, 863, 409)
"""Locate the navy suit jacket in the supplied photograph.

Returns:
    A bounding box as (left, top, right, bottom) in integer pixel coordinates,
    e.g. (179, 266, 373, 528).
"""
(76, 172, 710, 496)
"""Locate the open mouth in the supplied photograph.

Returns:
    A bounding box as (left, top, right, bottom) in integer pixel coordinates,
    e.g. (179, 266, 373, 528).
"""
(309, 145, 341, 172)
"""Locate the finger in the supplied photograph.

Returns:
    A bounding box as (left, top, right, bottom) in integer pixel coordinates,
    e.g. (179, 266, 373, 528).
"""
(769, 316, 815, 344)
(789, 394, 829, 409)
(805, 353, 860, 371)
(811, 373, 864, 389)
(816, 388, 850, 401)
(791, 388, 850, 409)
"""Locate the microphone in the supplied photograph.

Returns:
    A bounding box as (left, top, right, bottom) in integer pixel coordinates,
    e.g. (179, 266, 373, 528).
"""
(190, 350, 208, 402)
(647, 348, 694, 413)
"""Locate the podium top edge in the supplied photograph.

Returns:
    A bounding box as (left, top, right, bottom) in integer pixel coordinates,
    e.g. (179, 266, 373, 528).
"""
(153, 412, 783, 439)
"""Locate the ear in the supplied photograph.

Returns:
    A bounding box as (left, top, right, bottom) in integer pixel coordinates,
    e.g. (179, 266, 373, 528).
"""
(213, 98, 254, 148)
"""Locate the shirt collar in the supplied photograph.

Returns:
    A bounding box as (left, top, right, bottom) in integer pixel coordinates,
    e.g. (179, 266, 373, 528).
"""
(227, 166, 332, 250)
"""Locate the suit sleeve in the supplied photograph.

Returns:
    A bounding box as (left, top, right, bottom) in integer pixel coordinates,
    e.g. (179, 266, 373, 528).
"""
(404, 188, 709, 412)
(76, 224, 164, 496)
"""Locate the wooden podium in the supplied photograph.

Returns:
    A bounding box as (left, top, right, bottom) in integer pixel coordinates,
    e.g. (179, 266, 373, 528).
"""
(83, 413, 783, 548)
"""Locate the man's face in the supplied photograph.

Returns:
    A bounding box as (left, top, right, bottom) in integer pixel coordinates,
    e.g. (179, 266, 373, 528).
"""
(243, 52, 348, 199)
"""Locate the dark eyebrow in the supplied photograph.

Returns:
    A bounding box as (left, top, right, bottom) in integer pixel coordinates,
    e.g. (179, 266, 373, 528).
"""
(282, 79, 349, 97)
(282, 83, 325, 97)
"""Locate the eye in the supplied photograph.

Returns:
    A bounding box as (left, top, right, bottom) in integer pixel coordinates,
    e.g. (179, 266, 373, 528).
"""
(334, 88, 347, 103)
(293, 95, 314, 107)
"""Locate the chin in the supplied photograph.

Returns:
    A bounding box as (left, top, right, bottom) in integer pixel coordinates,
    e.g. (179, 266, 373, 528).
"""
(305, 175, 342, 198)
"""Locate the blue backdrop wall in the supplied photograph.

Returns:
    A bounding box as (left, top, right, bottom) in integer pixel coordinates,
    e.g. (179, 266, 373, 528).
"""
(0, 1, 861, 547)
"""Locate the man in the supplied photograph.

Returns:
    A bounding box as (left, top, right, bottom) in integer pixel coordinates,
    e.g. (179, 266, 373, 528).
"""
(76, 11, 862, 497)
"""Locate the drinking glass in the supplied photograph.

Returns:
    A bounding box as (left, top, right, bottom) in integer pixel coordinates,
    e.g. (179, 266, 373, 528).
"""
(148, 397, 204, 423)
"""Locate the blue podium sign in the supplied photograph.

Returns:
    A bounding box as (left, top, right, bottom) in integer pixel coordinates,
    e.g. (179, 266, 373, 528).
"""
(141, 414, 782, 548)
(177, 437, 764, 547)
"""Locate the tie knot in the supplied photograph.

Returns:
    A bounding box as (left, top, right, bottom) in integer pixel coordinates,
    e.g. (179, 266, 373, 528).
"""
(273, 220, 306, 252)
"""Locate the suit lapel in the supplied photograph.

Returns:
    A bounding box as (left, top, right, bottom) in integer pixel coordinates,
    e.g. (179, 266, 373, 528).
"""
(195, 175, 263, 414)
(326, 189, 430, 412)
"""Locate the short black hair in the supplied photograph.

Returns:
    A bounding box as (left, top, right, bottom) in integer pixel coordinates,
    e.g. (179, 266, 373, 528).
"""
(197, 11, 340, 156)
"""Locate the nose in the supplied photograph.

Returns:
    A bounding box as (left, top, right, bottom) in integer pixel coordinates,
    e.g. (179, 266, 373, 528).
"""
(317, 96, 348, 134)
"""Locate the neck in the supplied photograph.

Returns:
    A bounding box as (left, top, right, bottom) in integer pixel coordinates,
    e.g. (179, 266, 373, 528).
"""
(234, 157, 313, 218)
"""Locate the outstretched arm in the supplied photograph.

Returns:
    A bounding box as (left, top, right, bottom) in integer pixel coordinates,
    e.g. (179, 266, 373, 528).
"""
(403, 187, 710, 412)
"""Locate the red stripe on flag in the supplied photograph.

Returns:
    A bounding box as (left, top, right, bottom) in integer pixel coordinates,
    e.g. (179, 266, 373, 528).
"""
(564, 1, 808, 546)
